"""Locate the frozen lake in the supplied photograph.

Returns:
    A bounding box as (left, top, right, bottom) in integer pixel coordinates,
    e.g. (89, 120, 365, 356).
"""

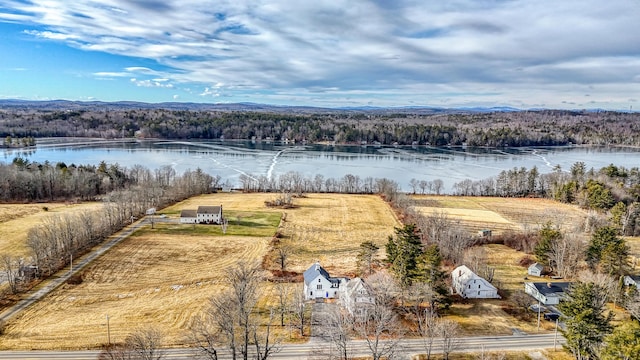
(4, 138, 640, 192)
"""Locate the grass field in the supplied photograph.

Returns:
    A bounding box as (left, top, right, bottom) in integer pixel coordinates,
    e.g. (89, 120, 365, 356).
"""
(0, 193, 399, 349)
(0, 202, 103, 258)
(411, 195, 588, 236)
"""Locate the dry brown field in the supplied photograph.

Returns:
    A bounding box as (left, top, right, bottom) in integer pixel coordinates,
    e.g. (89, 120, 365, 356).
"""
(0, 193, 399, 350)
(626, 236, 640, 271)
(411, 195, 588, 236)
(0, 202, 103, 258)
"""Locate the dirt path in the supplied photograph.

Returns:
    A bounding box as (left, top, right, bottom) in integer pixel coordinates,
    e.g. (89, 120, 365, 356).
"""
(0, 218, 148, 322)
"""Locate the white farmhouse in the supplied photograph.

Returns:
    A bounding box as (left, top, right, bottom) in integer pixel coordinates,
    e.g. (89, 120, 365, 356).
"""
(179, 205, 223, 224)
(303, 262, 343, 300)
(339, 277, 375, 316)
(196, 205, 223, 224)
(451, 265, 500, 299)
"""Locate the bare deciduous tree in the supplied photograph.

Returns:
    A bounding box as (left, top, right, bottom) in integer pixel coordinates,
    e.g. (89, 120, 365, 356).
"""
(323, 305, 354, 360)
(354, 303, 404, 360)
(125, 327, 165, 360)
(438, 319, 462, 360)
(290, 285, 308, 337)
(2, 254, 22, 294)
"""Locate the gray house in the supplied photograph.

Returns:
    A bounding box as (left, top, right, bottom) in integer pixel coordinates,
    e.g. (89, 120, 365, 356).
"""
(624, 275, 640, 289)
(528, 263, 544, 277)
(524, 282, 572, 305)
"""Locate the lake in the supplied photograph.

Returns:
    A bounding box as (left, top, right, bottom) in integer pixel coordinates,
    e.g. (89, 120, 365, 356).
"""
(3, 138, 640, 192)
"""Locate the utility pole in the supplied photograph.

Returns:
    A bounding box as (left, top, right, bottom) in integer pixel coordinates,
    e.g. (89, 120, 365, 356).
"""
(106, 314, 111, 345)
(554, 318, 559, 351)
(537, 298, 541, 332)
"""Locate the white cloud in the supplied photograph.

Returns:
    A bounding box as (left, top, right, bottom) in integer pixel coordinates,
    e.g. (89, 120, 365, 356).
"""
(4, 0, 640, 108)
(130, 78, 174, 88)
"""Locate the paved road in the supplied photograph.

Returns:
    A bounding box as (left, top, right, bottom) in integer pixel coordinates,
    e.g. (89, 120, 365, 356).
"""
(0, 218, 149, 322)
(0, 333, 563, 359)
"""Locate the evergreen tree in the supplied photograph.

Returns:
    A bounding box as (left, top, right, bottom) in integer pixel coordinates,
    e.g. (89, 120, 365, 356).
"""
(418, 244, 451, 310)
(586, 226, 630, 276)
(386, 224, 422, 287)
(558, 282, 613, 360)
(534, 222, 562, 268)
(600, 321, 640, 360)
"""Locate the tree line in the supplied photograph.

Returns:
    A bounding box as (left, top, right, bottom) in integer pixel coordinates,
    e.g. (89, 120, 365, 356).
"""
(2, 107, 640, 146)
(451, 162, 640, 236)
(1, 163, 217, 299)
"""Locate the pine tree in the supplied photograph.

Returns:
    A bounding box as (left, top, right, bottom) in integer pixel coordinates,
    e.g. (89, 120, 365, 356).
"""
(386, 224, 422, 287)
(586, 226, 630, 276)
(419, 244, 451, 310)
(558, 282, 613, 360)
(601, 321, 640, 360)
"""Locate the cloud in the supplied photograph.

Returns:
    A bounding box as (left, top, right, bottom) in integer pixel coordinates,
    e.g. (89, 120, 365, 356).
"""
(2, 0, 640, 108)
(130, 78, 174, 88)
(93, 71, 129, 77)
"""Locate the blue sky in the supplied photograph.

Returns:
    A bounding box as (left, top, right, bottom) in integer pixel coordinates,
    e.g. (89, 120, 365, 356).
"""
(0, 1, 639, 109)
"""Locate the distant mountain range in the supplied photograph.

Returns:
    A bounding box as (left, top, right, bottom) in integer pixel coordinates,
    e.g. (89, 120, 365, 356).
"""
(0, 99, 630, 114)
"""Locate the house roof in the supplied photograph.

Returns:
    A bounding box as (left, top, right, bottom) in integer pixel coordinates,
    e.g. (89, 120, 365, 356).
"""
(529, 263, 544, 271)
(344, 277, 372, 298)
(453, 265, 481, 282)
(180, 209, 197, 218)
(528, 282, 572, 296)
(625, 275, 640, 284)
(303, 262, 339, 285)
(197, 205, 222, 214)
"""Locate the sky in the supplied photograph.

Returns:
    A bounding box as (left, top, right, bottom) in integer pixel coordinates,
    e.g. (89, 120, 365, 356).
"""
(0, 1, 639, 110)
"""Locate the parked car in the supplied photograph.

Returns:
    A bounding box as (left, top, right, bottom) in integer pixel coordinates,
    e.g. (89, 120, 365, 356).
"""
(543, 312, 560, 321)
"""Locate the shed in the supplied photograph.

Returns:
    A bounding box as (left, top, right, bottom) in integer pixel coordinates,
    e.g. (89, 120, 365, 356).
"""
(478, 229, 492, 237)
(528, 263, 544, 277)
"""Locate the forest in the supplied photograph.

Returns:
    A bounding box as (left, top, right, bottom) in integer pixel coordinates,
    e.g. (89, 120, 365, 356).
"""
(1, 105, 640, 146)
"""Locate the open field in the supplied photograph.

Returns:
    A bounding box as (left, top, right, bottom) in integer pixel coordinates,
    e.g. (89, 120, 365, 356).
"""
(411, 196, 588, 236)
(0, 193, 399, 349)
(0, 202, 103, 258)
(626, 236, 640, 271)
(276, 193, 401, 276)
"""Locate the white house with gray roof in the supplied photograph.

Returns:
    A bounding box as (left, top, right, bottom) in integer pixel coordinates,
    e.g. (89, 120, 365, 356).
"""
(179, 205, 223, 224)
(339, 277, 375, 316)
(624, 275, 640, 289)
(524, 281, 573, 305)
(451, 265, 500, 299)
(303, 262, 345, 300)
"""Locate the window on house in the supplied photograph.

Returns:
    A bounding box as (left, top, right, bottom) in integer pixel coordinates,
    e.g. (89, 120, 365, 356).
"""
(468, 285, 471, 289)
(310, 291, 313, 296)
(317, 284, 322, 290)
(318, 279, 321, 283)
(478, 285, 481, 289)
(478, 291, 481, 295)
